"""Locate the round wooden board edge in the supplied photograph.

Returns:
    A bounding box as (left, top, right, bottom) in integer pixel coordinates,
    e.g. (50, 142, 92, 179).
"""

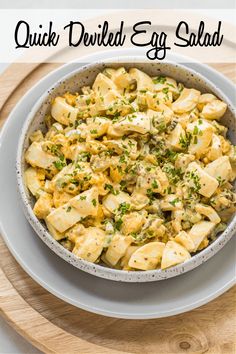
(0, 265, 123, 354)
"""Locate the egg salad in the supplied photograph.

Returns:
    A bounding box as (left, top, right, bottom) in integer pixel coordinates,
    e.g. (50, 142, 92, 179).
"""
(24, 67, 236, 271)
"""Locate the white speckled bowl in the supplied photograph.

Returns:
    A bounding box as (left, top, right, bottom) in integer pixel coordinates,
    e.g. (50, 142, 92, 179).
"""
(16, 59, 236, 282)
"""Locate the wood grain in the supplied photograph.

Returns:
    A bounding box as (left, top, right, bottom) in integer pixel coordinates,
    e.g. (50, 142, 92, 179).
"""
(0, 62, 235, 354)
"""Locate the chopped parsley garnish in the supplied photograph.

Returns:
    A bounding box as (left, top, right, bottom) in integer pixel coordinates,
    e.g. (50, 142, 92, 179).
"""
(118, 202, 130, 215)
(77, 151, 91, 162)
(70, 179, 79, 186)
(166, 149, 178, 162)
(53, 159, 66, 171)
(163, 164, 183, 185)
(50, 144, 63, 157)
(86, 98, 91, 105)
(216, 176, 225, 186)
(179, 132, 192, 149)
(104, 183, 113, 192)
(117, 165, 123, 174)
(152, 179, 158, 189)
(115, 218, 123, 231)
(104, 184, 119, 195)
(74, 119, 83, 128)
(84, 174, 92, 181)
(105, 148, 116, 156)
(92, 199, 97, 207)
(147, 188, 155, 200)
(120, 180, 127, 190)
(193, 125, 199, 135)
(66, 206, 72, 212)
(169, 198, 180, 206)
(165, 186, 172, 194)
(157, 122, 167, 133)
(153, 76, 166, 84)
(119, 155, 126, 163)
(185, 170, 201, 192)
(178, 83, 184, 92)
(78, 137, 86, 143)
(130, 232, 138, 239)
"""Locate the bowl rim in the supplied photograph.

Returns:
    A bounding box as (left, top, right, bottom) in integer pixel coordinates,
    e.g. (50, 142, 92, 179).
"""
(16, 57, 236, 282)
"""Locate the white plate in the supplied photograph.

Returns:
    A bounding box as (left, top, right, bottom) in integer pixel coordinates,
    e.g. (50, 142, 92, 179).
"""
(0, 50, 235, 319)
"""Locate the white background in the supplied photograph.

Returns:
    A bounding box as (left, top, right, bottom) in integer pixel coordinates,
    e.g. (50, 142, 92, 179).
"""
(0, 8, 235, 354)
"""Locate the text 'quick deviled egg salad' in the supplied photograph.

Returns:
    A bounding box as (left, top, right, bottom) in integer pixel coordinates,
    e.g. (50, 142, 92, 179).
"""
(24, 67, 236, 271)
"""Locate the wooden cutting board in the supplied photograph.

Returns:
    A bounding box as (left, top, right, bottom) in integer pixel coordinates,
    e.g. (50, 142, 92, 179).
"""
(0, 62, 235, 354)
